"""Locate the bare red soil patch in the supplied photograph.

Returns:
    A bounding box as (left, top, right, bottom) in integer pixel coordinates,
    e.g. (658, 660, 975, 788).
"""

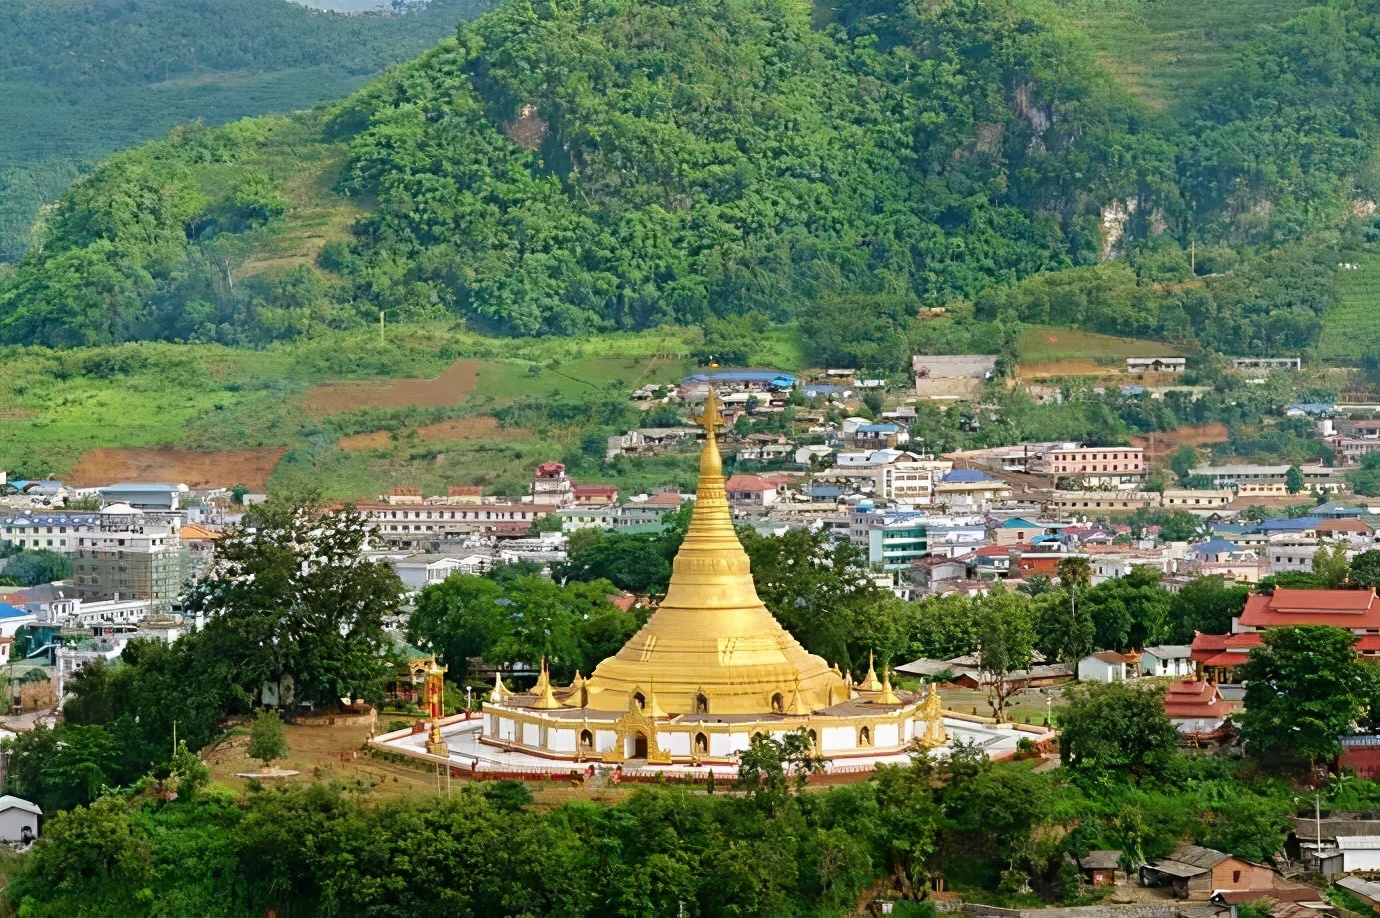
(339, 415, 503, 451)
(304, 359, 480, 416)
(1132, 423, 1230, 464)
(68, 448, 285, 489)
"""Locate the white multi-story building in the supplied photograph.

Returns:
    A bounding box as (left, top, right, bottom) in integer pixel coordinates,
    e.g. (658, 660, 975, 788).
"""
(0, 512, 99, 553)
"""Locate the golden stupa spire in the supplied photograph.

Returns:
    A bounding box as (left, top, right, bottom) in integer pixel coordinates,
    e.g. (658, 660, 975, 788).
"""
(577, 380, 850, 716)
(857, 651, 884, 692)
(531, 655, 551, 696)
(488, 670, 509, 703)
(874, 665, 901, 705)
(531, 658, 564, 710)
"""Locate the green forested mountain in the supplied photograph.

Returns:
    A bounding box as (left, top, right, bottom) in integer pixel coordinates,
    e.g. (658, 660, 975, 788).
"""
(0, 0, 489, 262)
(2, 0, 1378, 357)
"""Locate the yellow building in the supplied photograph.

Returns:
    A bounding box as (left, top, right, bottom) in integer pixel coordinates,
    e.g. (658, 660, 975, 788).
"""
(480, 390, 947, 765)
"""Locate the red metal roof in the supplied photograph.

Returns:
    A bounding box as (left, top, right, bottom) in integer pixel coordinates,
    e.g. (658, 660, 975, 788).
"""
(1238, 588, 1380, 629)
(724, 474, 775, 492)
(1163, 679, 1236, 718)
(1190, 631, 1262, 665)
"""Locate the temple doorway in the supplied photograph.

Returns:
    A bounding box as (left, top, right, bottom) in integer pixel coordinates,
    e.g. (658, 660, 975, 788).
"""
(633, 732, 649, 759)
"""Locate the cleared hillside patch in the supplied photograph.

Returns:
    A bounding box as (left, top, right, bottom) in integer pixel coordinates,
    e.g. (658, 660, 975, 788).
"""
(1017, 325, 1183, 362)
(304, 359, 482, 415)
(1056, 0, 1308, 111)
(1319, 252, 1380, 362)
(68, 448, 286, 490)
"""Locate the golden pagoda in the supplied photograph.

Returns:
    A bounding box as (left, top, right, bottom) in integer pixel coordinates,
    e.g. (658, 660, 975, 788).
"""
(580, 387, 851, 716)
(473, 389, 951, 768)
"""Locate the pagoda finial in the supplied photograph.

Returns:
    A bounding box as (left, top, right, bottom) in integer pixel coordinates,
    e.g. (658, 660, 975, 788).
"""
(700, 386, 723, 441)
(857, 650, 883, 692)
(875, 665, 901, 705)
(488, 670, 509, 703)
(531, 662, 564, 710)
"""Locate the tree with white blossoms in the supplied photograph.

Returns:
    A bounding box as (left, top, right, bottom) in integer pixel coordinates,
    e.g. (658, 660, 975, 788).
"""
(184, 495, 403, 709)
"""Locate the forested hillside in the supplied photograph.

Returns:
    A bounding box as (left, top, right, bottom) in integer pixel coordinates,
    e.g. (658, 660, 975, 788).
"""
(0, 0, 489, 262)
(3, 0, 1378, 360)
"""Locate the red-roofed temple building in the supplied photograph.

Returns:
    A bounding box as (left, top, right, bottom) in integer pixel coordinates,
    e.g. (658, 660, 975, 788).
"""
(1163, 679, 1237, 742)
(1191, 588, 1380, 682)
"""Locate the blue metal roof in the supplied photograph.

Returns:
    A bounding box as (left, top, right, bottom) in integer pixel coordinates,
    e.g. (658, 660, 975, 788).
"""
(688, 369, 796, 384)
(942, 469, 995, 483)
(0, 603, 29, 620)
(1192, 538, 1241, 557)
(857, 423, 899, 433)
(1259, 516, 1323, 531)
(1003, 517, 1042, 529)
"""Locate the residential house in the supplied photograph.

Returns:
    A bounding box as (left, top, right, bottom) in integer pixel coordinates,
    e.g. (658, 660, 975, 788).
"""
(1077, 652, 1130, 683)
(1163, 679, 1236, 741)
(1140, 645, 1194, 678)
(1141, 844, 1278, 899)
(847, 423, 909, 449)
(1325, 838, 1380, 873)
(795, 445, 835, 467)
(1127, 357, 1186, 374)
(724, 475, 778, 508)
(391, 553, 478, 591)
(1077, 851, 1123, 887)
(0, 796, 40, 844)
(934, 469, 1011, 510)
(993, 517, 1056, 547)
(874, 459, 951, 504)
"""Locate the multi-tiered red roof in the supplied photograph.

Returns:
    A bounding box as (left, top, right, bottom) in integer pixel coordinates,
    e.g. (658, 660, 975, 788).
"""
(1238, 587, 1380, 629)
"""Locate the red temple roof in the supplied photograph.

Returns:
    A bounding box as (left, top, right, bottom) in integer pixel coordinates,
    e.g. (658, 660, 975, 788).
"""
(1238, 587, 1380, 629)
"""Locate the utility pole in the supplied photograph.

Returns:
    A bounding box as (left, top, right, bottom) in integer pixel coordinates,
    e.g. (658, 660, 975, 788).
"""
(379, 310, 385, 345)
(1190, 239, 1195, 275)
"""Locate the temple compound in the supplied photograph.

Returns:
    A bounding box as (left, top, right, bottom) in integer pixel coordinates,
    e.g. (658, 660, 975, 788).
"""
(377, 390, 1041, 773)
(480, 388, 945, 766)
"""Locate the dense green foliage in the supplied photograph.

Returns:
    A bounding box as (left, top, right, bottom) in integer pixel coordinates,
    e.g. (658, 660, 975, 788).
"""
(1239, 626, 1380, 766)
(5, 731, 1348, 917)
(0, 0, 489, 262)
(8, 0, 1380, 353)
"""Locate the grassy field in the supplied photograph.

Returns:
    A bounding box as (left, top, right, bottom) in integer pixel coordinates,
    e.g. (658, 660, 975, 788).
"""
(1016, 324, 1183, 362)
(0, 325, 705, 498)
(1053, 0, 1309, 112)
(1318, 251, 1380, 362)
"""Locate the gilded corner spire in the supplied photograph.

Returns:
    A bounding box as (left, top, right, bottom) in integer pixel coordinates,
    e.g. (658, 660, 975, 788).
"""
(489, 670, 509, 703)
(857, 651, 884, 692)
(875, 665, 901, 705)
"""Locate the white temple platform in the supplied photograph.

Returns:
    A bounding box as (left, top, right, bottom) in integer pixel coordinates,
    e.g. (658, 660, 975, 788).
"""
(374, 715, 1051, 778)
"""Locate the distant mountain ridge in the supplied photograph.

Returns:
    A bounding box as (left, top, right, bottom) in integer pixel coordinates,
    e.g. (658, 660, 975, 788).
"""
(2, 0, 1377, 360)
(0, 0, 490, 261)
